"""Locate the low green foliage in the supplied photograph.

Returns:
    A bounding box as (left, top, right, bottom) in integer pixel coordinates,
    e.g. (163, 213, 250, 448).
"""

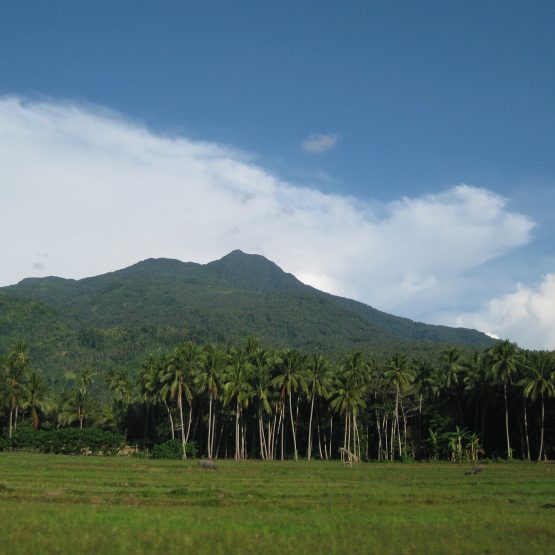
(0, 454, 553, 554)
(151, 439, 198, 459)
(4, 425, 125, 455)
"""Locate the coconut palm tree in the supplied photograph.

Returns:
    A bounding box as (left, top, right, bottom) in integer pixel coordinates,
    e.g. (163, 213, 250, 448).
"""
(384, 353, 414, 459)
(6, 341, 31, 437)
(160, 343, 199, 459)
(463, 352, 490, 450)
(138, 352, 167, 440)
(486, 340, 522, 459)
(106, 369, 133, 434)
(412, 358, 434, 455)
(441, 348, 465, 425)
(272, 349, 305, 460)
(224, 347, 253, 460)
(305, 353, 332, 460)
(195, 345, 224, 458)
(25, 370, 52, 429)
(329, 366, 366, 461)
(76, 368, 95, 429)
(519, 351, 555, 461)
(250, 347, 272, 460)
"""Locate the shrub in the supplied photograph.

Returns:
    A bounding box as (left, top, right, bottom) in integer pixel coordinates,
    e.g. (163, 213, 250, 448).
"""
(151, 439, 198, 459)
(4, 426, 125, 455)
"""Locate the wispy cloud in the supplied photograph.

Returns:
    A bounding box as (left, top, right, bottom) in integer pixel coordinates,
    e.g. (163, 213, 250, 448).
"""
(300, 132, 339, 154)
(0, 96, 544, 347)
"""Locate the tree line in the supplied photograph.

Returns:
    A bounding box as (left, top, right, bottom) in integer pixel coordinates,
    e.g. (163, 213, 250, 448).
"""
(1, 338, 554, 462)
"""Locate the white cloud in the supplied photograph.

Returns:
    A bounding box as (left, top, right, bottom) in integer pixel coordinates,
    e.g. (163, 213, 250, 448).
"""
(300, 132, 339, 154)
(0, 96, 543, 347)
(454, 275, 555, 350)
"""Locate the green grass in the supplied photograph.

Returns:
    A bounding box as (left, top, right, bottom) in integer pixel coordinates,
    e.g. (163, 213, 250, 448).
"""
(0, 454, 554, 554)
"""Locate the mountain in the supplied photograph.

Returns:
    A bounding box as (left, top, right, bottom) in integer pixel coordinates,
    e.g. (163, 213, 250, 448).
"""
(0, 250, 494, 380)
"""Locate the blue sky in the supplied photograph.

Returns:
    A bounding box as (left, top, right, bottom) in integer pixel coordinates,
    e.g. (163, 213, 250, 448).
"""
(1, 1, 554, 348)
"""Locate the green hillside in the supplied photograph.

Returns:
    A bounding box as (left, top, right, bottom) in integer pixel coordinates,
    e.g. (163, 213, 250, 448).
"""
(0, 250, 494, 381)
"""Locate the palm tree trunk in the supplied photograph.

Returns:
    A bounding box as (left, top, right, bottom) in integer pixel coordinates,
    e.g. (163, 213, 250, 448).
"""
(523, 397, 531, 461)
(401, 397, 408, 457)
(329, 415, 333, 460)
(178, 387, 187, 460)
(8, 409, 13, 439)
(395, 388, 402, 458)
(211, 400, 217, 458)
(538, 394, 545, 462)
(207, 395, 213, 458)
(307, 394, 315, 461)
(504, 383, 511, 459)
(164, 400, 175, 440)
(288, 389, 298, 460)
(383, 413, 389, 461)
(376, 409, 382, 461)
(235, 401, 240, 460)
(316, 414, 324, 460)
(342, 412, 348, 462)
(185, 404, 193, 448)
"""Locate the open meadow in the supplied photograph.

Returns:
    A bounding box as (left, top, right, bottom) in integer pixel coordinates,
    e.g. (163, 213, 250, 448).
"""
(0, 454, 554, 554)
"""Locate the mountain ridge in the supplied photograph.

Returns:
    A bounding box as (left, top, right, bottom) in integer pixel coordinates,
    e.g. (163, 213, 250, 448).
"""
(0, 250, 494, 380)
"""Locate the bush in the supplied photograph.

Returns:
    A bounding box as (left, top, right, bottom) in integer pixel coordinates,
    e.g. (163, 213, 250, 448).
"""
(4, 425, 125, 455)
(151, 439, 198, 459)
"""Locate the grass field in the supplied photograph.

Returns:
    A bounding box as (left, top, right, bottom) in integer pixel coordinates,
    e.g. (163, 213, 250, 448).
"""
(0, 454, 554, 554)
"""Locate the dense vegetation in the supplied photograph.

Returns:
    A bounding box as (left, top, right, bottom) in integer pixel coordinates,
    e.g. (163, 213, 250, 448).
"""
(1, 338, 553, 461)
(0, 250, 494, 381)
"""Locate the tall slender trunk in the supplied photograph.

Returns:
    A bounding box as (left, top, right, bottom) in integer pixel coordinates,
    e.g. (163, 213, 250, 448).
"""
(259, 413, 268, 460)
(185, 404, 193, 448)
(383, 412, 389, 461)
(207, 395, 213, 458)
(504, 383, 511, 459)
(395, 387, 402, 458)
(164, 400, 175, 440)
(215, 423, 224, 459)
(235, 401, 240, 460)
(376, 409, 382, 462)
(211, 400, 217, 459)
(342, 412, 348, 462)
(329, 416, 333, 460)
(523, 397, 531, 461)
(307, 394, 315, 461)
(289, 389, 298, 460)
(280, 409, 285, 461)
(401, 397, 408, 457)
(538, 395, 545, 462)
(178, 386, 187, 460)
(316, 414, 324, 460)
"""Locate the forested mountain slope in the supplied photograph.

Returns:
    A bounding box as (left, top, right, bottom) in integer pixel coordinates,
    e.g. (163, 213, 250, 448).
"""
(1, 250, 494, 380)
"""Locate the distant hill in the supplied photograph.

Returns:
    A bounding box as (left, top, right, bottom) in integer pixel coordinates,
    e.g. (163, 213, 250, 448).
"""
(0, 250, 494, 380)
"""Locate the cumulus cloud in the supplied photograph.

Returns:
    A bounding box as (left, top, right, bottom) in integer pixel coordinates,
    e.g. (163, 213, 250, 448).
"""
(0, 96, 542, 346)
(454, 275, 555, 350)
(300, 132, 339, 154)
